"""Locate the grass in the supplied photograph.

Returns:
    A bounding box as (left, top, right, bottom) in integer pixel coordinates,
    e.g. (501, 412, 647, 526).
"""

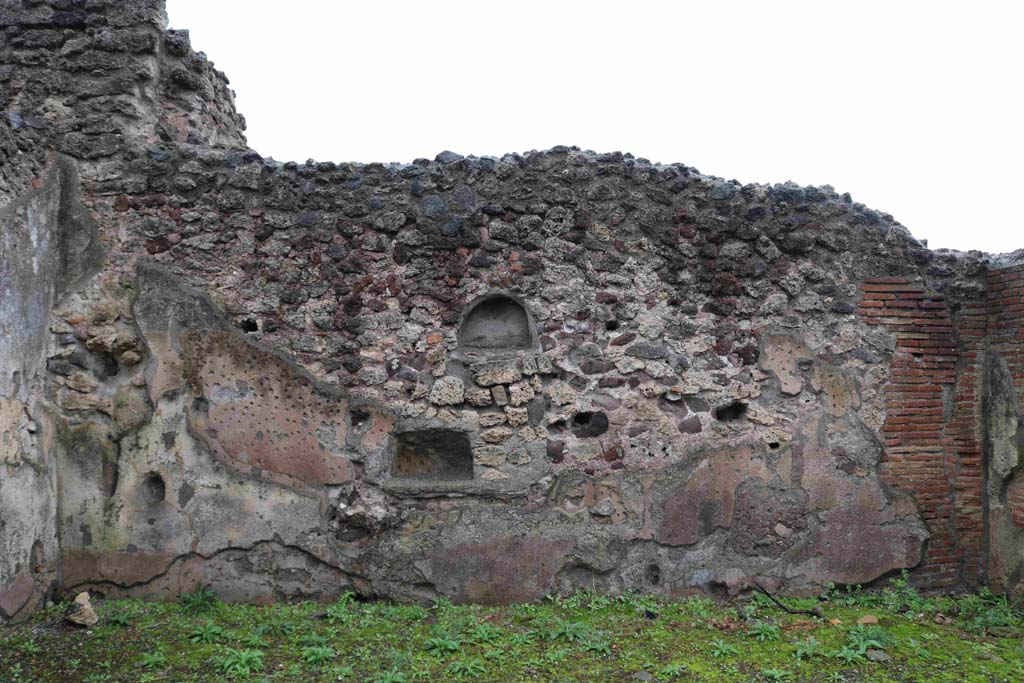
(0, 578, 1022, 682)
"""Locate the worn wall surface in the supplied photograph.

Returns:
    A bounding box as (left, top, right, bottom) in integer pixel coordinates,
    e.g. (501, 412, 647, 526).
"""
(2, 0, 1022, 618)
(0, 160, 61, 621)
(0, 139, 105, 619)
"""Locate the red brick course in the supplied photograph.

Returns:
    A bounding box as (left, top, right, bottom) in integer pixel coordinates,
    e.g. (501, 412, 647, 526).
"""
(858, 265, 1024, 588)
(858, 279, 982, 588)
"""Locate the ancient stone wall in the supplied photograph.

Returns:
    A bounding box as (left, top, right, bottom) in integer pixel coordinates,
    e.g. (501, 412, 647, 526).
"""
(1, 0, 1022, 619)
(0, 159, 62, 622)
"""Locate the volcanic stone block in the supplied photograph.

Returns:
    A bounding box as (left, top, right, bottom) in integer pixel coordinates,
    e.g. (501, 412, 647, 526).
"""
(428, 376, 465, 406)
(507, 381, 535, 406)
(473, 445, 507, 467)
(481, 427, 513, 444)
(471, 359, 522, 387)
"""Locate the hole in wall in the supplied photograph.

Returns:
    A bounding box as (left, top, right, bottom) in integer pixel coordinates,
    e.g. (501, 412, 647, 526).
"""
(572, 411, 609, 438)
(331, 515, 369, 542)
(713, 401, 748, 422)
(350, 408, 370, 431)
(142, 472, 166, 504)
(92, 351, 119, 380)
(30, 540, 44, 574)
(645, 563, 662, 587)
(102, 457, 119, 498)
(605, 320, 620, 331)
(238, 318, 258, 332)
(458, 294, 533, 350)
(392, 429, 473, 480)
(767, 441, 780, 450)
(707, 580, 730, 601)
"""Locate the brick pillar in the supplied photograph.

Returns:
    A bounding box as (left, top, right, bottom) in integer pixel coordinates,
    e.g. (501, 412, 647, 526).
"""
(858, 278, 982, 588)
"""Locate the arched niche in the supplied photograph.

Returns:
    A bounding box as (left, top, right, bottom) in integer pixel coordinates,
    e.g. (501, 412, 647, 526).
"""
(457, 292, 536, 353)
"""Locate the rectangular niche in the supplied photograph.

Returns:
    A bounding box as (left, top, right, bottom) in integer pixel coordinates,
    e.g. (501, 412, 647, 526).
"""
(392, 429, 473, 481)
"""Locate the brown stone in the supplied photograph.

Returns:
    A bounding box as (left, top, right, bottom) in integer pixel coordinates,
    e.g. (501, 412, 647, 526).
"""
(65, 591, 98, 627)
(474, 446, 507, 467)
(504, 406, 529, 426)
(471, 359, 522, 387)
(478, 412, 507, 428)
(546, 440, 565, 463)
(610, 332, 637, 346)
(112, 386, 152, 434)
(466, 388, 493, 407)
(481, 426, 513, 444)
(65, 371, 99, 393)
(0, 573, 34, 619)
(678, 416, 702, 434)
(507, 381, 535, 406)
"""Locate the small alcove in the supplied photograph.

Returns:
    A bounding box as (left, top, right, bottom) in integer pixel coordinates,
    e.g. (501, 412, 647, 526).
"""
(142, 471, 166, 504)
(392, 429, 473, 480)
(572, 411, 609, 438)
(457, 293, 535, 352)
(714, 401, 748, 422)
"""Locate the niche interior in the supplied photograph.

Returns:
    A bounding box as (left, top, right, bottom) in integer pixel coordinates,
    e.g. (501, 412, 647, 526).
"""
(392, 429, 473, 480)
(457, 294, 534, 352)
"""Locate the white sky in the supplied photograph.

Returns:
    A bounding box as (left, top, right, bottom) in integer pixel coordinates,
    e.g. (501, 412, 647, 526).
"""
(166, 1, 1023, 254)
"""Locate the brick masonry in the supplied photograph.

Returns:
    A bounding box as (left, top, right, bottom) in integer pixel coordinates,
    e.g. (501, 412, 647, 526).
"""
(859, 266, 1024, 589)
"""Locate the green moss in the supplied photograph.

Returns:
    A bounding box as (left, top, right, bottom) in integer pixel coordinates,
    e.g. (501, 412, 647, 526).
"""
(55, 420, 119, 465)
(0, 589, 1021, 682)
